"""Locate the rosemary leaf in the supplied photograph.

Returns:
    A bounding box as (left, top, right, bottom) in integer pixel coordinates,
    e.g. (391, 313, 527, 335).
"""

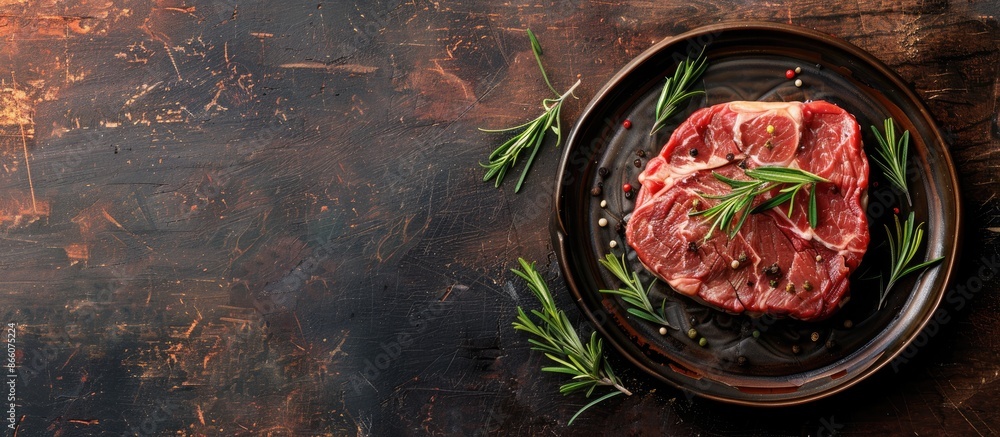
(691, 166, 827, 238)
(511, 258, 632, 423)
(598, 253, 674, 328)
(878, 212, 945, 309)
(568, 391, 625, 426)
(480, 29, 579, 193)
(870, 118, 913, 205)
(650, 50, 709, 135)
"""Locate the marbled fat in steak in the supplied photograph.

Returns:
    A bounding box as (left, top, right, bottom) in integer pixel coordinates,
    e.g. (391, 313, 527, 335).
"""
(625, 101, 869, 321)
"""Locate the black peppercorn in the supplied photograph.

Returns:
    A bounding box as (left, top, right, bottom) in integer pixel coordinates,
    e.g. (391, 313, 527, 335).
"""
(687, 241, 698, 252)
(598, 167, 610, 178)
(725, 153, 734, 161)
(633, 158, 642, 168)
(689, 148, 699, 157)
(636, 149, 646, 157)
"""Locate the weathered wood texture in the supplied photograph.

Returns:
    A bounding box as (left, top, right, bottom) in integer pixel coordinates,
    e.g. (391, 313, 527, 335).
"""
(0, 0, 998, 435)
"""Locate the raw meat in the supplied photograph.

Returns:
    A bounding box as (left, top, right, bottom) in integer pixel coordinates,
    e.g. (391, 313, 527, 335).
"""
(625, 101, 869, 321)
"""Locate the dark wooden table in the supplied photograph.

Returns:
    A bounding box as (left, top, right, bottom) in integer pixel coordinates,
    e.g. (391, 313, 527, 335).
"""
(1, 1, 998, 435)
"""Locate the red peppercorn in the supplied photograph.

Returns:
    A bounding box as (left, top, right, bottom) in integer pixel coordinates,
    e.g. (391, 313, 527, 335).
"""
(893, 207, 900, 214)
(785, 69, 795, 79)
(622, 119, 632, 129)
(623, 183, 632, 193)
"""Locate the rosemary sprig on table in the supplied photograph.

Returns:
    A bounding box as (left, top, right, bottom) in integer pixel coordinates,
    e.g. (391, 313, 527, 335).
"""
(871, 118, 912, 205)
(650, 50, 708, 135)
(480, 29, 581, 193)
(690, 166, 829, 238)
(878, 212, 945, 309)
(598, 253, 673, 328)
(511, 258, 631, 424)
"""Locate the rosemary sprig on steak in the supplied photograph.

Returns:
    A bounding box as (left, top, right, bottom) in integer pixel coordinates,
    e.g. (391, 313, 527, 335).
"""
(870, 118, 913, 205)
(878, 212, 944, 309)
(598, 253, 674, 328)
(650, 49, 708, 135)
(691, 166, 829, 238)
(480, 29, 580, 193)
(511, 258, 631, 424)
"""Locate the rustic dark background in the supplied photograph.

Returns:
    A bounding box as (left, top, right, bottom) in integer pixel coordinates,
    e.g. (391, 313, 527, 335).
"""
(0, 0, 998, 435)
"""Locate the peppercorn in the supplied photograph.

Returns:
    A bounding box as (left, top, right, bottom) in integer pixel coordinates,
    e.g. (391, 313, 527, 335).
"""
(598, 167, 610, 178)
(622, 119, 632, 129)
(624, 190, 633, 200)
(725, 153, 734, 161)
(810, 332, 820, 342)
(633, 158, 642, 168)
(698, 337, 708, 347)
(738, 253, 747, 263)
(763, 263, 782, 276)
(843, 320, 853, 329)
(785, 69, 795, 79)
(689, 148, 699, 157)
(737, 355, 748, 366)
(636, 149, 645, 157)
(791, 345, 801, 354)
(769, 279, 778, 288)
(622, 183, 632, 193)
(766, 124, 776, 134)
(785, 283, 795, 293)
(688, 241, 698, 252)
(764, 139, 774, 149)
(752, 330, 760, 338)
(687, 328, 698, 339)
(591, 186, 602, 196)
(658, 326, 667, 335)
(803, 280, 813, 291)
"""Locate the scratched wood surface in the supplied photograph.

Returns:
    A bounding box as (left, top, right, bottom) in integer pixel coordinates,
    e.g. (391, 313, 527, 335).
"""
(0, 0, 998, 435)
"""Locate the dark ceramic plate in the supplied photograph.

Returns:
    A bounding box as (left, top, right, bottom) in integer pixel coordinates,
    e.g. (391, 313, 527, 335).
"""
(553, 22, 961, 406)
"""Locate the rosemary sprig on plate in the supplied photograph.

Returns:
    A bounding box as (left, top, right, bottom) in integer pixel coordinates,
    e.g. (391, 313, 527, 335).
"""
(870, 118, 912, 205)
(480, 29, 581, 193)
(650, 49, 708, 135)
(598, 253, 673, 328)
(878, 212, 945, 309)
(511, 258, 631, 424)
(690, 166, 829, 238)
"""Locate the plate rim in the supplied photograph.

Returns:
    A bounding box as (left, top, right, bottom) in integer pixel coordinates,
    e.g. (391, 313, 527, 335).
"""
(551, 21, 963, 406)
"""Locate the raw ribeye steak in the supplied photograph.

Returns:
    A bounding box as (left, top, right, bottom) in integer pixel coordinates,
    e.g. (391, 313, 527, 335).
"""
(625, 101, 869, 321)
